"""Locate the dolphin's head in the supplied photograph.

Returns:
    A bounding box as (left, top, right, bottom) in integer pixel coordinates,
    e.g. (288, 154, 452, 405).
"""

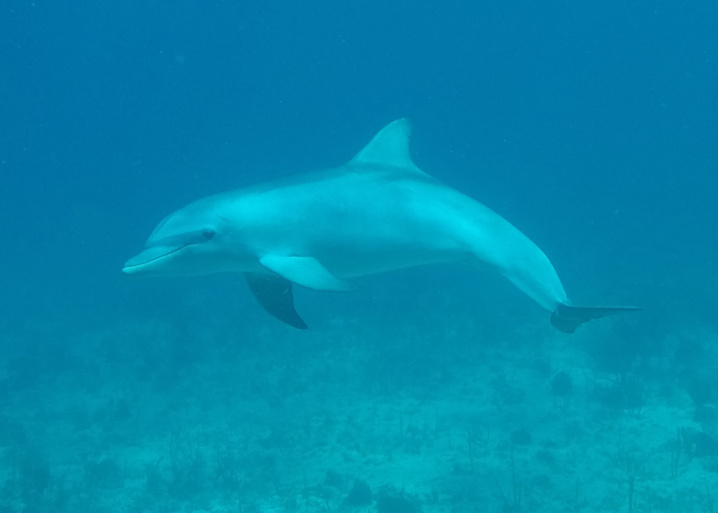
(123, 196, 248, 276)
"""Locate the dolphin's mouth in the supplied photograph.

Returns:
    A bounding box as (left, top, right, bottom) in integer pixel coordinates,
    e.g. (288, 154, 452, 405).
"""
(122, 244, 190, 274)
(122, 229, 216, 274)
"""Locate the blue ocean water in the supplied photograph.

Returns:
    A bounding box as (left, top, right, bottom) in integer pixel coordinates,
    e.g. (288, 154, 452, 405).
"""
(1, 1, 717, 512)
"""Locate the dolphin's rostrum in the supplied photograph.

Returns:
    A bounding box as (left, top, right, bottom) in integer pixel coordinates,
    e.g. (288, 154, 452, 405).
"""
(123, 120, 638, 332)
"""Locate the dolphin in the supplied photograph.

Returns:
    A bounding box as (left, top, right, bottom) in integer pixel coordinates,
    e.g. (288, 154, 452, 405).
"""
(123, 119, 637, 332)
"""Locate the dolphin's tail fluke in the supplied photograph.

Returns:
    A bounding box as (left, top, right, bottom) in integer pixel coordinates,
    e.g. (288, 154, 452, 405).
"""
(550, 303, 640, 333)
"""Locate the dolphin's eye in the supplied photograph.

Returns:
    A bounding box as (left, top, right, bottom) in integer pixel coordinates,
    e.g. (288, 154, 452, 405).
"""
(202, 229, 216, 241)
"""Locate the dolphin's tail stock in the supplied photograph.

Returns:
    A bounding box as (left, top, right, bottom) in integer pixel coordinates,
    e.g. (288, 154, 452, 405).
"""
(550, 303, 640, 333)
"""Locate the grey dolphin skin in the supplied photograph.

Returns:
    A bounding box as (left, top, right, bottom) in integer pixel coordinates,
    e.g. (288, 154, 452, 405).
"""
(123, 119, 638, 332)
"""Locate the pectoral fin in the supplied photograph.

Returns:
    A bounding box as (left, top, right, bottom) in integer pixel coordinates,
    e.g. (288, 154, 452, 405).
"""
(259, 255, 353, 291)
(244, 273, 307, 329)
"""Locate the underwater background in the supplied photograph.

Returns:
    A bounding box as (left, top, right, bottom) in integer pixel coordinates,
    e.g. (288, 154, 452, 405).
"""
(1, 1, 717, 512)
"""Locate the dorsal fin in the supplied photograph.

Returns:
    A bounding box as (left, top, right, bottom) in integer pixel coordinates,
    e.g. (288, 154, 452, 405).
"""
(348, 119, 425, 174)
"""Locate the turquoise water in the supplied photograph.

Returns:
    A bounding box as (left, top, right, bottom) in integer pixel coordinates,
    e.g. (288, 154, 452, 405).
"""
(1, 2, 716, 512)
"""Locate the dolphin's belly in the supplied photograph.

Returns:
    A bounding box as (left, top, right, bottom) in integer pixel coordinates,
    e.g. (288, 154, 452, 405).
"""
(311, 237, 466, 278)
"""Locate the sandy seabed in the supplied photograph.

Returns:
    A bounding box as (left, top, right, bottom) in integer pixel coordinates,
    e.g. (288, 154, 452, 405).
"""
(0, 312, 716, 513)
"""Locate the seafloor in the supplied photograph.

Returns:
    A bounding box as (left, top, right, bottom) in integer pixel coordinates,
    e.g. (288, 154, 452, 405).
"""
(0, 290, 715, 513)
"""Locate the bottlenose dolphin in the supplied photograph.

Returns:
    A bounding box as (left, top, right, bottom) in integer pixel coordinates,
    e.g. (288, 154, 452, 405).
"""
(123, 119, 637, 332)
